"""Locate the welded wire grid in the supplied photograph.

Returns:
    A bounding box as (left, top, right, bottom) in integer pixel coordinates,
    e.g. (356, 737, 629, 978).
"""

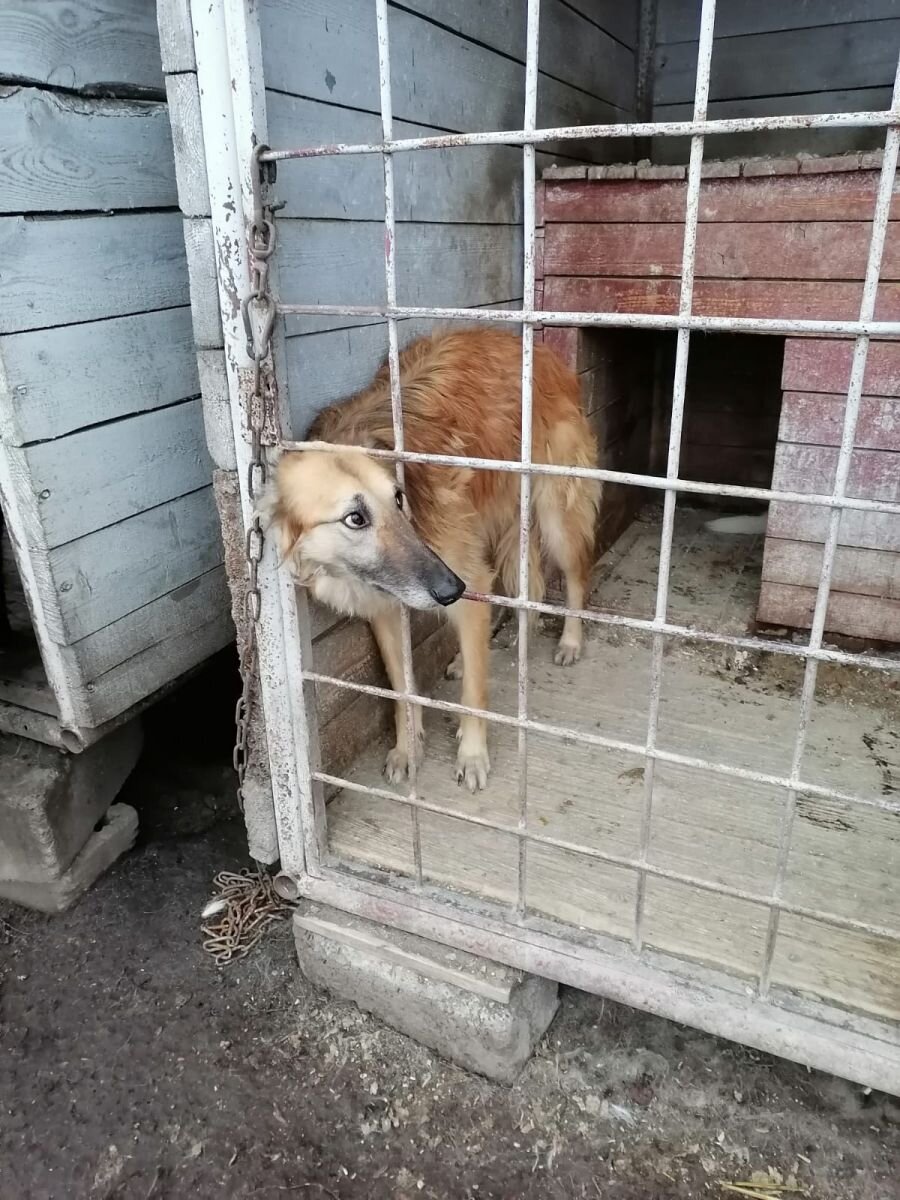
(262, 0, 900, 981)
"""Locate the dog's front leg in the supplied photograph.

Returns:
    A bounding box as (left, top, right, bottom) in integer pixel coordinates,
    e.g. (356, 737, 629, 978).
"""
(448, 597, 491, 791)
(370, 606, 424, 784)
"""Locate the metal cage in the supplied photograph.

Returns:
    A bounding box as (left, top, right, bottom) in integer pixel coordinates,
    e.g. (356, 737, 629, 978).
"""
(194, 0, 900, 1094)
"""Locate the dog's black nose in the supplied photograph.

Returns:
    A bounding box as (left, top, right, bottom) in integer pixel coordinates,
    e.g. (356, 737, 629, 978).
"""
(429, 569, 466, 606)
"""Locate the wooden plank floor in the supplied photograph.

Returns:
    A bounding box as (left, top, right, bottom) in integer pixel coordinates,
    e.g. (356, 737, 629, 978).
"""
(322, 506, 900, 1023)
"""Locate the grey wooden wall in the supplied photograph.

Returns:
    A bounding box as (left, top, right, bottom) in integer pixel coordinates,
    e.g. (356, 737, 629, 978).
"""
(256, 0, 639, 434)
(0, 1, 230, 740)
(652, 1, 900, 162)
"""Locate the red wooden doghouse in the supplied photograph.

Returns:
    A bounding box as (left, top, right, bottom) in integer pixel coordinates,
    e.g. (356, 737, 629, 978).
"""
(535, 152, 900, 644)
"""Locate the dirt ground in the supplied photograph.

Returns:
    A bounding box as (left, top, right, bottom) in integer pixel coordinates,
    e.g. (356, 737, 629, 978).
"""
(1, 653, 898, 1200)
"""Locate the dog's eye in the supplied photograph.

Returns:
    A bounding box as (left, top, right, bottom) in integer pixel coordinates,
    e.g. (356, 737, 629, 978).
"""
(395, 489, 404, 510)
(342, 510, 368, 529)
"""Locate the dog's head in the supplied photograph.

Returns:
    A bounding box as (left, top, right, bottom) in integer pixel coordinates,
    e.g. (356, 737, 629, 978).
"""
(259, 446, 465, 610)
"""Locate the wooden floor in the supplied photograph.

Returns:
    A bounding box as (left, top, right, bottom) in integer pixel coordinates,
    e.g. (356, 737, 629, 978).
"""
(322, 506, 900, 1025)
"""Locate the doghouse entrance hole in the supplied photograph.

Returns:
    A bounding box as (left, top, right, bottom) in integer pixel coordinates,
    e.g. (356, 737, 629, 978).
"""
(0, 503, 51, 722)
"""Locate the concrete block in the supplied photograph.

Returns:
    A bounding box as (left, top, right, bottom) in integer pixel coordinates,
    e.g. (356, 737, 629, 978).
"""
(0, 722, 142, 884)
(588, 164, 636, 180)
(0, 804, 138, 912)
(742, 156, 800, 178)
(798, 152, 862, 175)
(701, 160, 741, 178)
(635, 163, 686, 180)
(541, 165, 587, 180)
(293, 903, 559, 1082)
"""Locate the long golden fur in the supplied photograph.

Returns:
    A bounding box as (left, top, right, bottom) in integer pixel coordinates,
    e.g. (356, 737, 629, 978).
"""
(264, 328, 599, 791)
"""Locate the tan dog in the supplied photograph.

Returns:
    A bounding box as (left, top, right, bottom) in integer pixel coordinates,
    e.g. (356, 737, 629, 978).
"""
(263, 328, 599, 791)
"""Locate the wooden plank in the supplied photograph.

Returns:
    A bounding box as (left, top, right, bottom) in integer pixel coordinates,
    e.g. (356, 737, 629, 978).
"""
(0, 1, 165, 93)
(762, 537, 900, 599)
(406, 0, 635, 107)
(259, 0, 624, 161)
(772, 443, 900, 505)
(0, 307, 199, 446)
(46, 486, 223, 645)
(779, 393, 900, 451)
(183, 218, 223, 350)
(71, 565, 229, 681)
(654, 20, 900, 106)
(757, 580, 900, 641)
(543, 171, 899, 225)
(0, 88, 176, 213)
(657, 0, 900, 43)
(560, 0, 638, 48)
(783, 339, 900, 397)
(766, 502, 900, 553)
(543, 275, 900, 322)
(156, 0, 195, 74)
(544, 221, 900, 281)
(0, 212, 189, 334)
(651, 89, 892, 164)
(196, 349, 237, 472)
(278, 221, 523, 338)
(267, 91, 561, 223)
(164, 74, 209, 217)
(15, 400, 211, 550)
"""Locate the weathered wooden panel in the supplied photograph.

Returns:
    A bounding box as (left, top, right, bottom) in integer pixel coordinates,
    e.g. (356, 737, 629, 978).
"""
(651, 90, 892, 164)
(163, 73, 208, 217)
(156, 0, 195, 74)
(772, 443, 900, 504)
(783, 339, 900, 397)
(183, 218, 223, 349)
(657, 0, 900, 43)
(544, 221, 900, 281)
(779, 393, 900, 451)
(267, 92, 558, 223)
(654, 20, 900, 106)
(46, 486, 223, 645)
(762, 537, 900, 599)
(766, 502, 900, 553)
(406, 0, 635, 107)
(259, 0, 622, 160)
(0, 212, 189, 333)
(543, 172, 899, 225)
(544, 275, 900, 321)
(0, 1, 165, 93)
(0, 88, 176, 213)
(278, 221, 523, 337)
(18, 400, 211, 549)
(196, 349, 237, 472)
(0, 306, 199, 445)
(757, 581, 900, 642)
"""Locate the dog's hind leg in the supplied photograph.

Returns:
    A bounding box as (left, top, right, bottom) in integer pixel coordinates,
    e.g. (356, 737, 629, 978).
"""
(535, 475, 598, 666)
(447, 569, 493, 792)
(371, 606, 424, 783)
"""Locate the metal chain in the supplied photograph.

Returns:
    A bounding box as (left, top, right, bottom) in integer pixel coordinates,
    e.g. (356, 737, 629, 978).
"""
(233, 145, 279, 814)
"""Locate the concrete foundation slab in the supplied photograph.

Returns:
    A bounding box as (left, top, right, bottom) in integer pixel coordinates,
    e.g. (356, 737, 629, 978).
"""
(0, 721, 142, 884)
(293, 901, 558, 1082)
(0, 804, 139, 912)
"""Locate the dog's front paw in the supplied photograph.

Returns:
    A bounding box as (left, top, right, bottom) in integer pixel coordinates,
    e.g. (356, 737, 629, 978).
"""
(383, 747, 410, 784)
(444, 652, 463, 680)
(455, 744, 491, 792)
(554, 637, 582, 666)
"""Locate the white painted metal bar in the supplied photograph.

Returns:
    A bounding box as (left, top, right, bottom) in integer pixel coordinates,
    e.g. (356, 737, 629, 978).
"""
(310, 769, 900, 946)
(758, 58, 900, 998)
(635, 0, 717, 954)
(514, 0, 541, 917)
(375, 0, 424, 887)
(277, 440, 900, 516)
(275, 304, 900, 339)
(302, 670, 900, 819)
(261, 110, 900, 160)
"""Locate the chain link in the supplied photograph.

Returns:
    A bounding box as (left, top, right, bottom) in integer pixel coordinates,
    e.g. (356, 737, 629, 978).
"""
(234, 145, 279, 814)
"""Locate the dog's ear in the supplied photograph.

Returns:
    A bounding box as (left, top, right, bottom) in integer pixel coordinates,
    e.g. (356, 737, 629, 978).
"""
(255, 480, 304, 567)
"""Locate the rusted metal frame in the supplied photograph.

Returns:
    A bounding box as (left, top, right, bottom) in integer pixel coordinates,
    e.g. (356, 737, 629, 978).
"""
(274, 305, 900, 338)
(310, 768, 900, 946)
(279, 441, 900, 516)
(634, 0, 717, 955)
(301, 670, 900, 819)
(374, 0, 424, 887)
(514, 0, 541, 917)
(260, 110, 899, 162)
(758, 59, 900, 999)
